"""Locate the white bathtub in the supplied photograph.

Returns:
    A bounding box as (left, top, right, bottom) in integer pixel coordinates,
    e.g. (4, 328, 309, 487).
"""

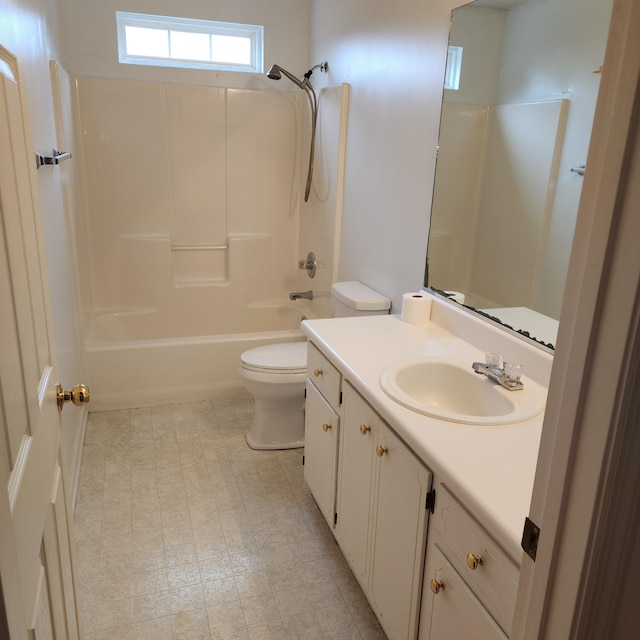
(85, 307, 308, 410)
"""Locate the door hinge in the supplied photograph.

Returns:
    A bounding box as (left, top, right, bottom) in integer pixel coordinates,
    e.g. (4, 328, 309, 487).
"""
(522, 516, 541, 561)
(302, 455, 305, 466)
(334, 513, 338, 526)
(425, 488, 436, 514)
(339, 391, 343, 405)
(304, 387, 307, 399)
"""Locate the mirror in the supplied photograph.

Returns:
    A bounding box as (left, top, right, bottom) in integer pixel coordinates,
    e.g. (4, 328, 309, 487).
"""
(425, 0, 612, 349)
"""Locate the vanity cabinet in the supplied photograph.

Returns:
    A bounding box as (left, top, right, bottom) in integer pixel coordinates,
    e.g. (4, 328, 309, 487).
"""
(419, 482, 519, 640)
(304, 343, 342, 528)
(303, 338, 522, 640)
(337, 382, 432, 640)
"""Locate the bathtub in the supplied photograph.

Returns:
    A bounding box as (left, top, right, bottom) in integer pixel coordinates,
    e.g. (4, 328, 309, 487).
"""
(85, 306, 308, 410)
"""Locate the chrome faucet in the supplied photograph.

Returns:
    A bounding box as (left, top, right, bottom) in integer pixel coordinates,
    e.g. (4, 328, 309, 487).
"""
(472, 352, 523, 391)
(289, 290, 313, 300)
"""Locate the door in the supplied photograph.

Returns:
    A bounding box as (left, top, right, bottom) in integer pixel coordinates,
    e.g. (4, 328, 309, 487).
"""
(0, 47, 81, 639)
(337, 381, 377, 584)
(304, 381, 340, 527)
(370, 422, 431, 640)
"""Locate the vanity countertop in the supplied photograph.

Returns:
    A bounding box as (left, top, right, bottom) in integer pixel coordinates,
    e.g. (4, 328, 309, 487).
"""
(302, 297, 552, 564)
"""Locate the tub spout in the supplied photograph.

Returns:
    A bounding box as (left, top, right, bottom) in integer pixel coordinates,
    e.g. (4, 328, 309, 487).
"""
(290, 290, 313, 300)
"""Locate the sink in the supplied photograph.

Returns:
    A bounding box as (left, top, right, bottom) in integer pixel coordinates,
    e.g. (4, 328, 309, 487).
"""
(379, 358, 544, 425)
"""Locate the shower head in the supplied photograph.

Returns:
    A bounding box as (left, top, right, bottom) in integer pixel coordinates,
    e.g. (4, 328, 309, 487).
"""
(266, 62, 328, 202)
(266, 62, 328, 88)
(266, 64, 305, 88)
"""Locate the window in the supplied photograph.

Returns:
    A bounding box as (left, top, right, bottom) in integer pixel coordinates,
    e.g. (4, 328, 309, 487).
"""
(116, 12, 263, 73)
(444, 46, 463, 91)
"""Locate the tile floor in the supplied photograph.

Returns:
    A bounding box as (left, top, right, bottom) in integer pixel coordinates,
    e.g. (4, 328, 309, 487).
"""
(74, 396, 387, 640)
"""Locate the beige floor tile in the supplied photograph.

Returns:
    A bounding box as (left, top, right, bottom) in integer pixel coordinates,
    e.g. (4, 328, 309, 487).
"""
(75, 399, 385, 640)
(133, 590, 170, 622)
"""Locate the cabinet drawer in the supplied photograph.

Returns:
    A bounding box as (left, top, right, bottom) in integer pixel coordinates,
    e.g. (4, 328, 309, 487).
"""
(432, 484, 519, 635)
(307, 342, 341, 407)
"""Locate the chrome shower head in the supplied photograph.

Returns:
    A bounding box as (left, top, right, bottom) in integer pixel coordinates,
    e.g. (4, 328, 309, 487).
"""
(266, 62, 328, 201)
(266, 64, 282, 80)
(266, 64, 306, 88)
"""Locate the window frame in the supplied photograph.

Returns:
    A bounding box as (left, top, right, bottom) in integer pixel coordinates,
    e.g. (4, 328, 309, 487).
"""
(444, 45, 463, 91)
(116, 11, 264, 73)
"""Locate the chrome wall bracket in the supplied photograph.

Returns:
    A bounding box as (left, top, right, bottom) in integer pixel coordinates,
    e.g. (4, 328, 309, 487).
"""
(35, 148, 72, 169)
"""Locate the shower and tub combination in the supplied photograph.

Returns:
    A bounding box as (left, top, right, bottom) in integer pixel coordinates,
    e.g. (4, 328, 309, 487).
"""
(80, 62, 349, 412)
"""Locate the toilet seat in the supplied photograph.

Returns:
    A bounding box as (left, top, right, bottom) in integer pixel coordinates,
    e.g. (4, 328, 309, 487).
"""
(240, 341, 307, 374)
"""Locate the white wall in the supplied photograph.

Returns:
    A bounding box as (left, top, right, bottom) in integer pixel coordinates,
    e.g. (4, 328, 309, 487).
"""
(57, 0, 310, 88)
(309, 0, 459, 312)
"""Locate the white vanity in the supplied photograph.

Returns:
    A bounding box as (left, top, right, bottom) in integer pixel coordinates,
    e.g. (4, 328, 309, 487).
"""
(301, 294, 551, 640)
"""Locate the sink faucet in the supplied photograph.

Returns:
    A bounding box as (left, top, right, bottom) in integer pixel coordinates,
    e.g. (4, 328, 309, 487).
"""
(289, 290, 313, 300)
(472, 353, 523, 391)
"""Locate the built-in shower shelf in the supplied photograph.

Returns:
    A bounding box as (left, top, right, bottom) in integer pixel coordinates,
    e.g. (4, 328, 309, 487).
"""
(171, 243, 228, 284)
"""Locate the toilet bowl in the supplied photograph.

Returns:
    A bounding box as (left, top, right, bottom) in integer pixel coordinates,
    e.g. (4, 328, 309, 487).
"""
(240, 342, 308, 450)
(241, 281, 390, 450)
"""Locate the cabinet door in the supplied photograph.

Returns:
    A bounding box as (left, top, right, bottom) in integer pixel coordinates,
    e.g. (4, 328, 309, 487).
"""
(420, 545, 507, 640)
(370, 422, 432, 640)
(337, 382, 378, 584)
(304, 381, 340, 527)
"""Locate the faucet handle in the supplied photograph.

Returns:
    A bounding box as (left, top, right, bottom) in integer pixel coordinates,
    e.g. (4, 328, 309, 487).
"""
(503, 362, 522, 382)
(485, 352, 502, 367)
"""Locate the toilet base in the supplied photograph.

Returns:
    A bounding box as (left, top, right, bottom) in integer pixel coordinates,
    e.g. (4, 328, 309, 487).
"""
(245, 395, 305, 450)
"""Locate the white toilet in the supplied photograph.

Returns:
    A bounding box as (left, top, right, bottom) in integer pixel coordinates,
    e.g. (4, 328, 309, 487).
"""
(240, 281, 391, 449)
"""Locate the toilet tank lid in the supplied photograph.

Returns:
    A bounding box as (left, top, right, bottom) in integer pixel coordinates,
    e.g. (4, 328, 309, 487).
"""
(331, 281, 391, 311)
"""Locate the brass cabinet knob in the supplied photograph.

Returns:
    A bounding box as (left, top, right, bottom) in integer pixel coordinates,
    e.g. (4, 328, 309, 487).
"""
(430, 579, 444, 594)
(56, 383, 90, 412)
(359, 424, 371, 435)
(376, 444, 387, 457)
(322, 423, 332, 432)
(466, 553, 483, 570)
(313, 368, 323, 377)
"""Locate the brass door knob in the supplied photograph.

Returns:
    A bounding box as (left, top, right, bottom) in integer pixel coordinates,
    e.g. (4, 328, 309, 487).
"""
(322, 423, 332, 432)
(466, 553, 483, 570)
(359, 424, 371, 435)
(56, 384, 90, 412)
(376, 445, 387, 457)
(430, 579, 444, 594)
(313, 368, 322, 377)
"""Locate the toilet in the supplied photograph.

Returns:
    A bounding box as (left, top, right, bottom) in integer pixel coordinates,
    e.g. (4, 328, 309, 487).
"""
(240, 281, 391, 450)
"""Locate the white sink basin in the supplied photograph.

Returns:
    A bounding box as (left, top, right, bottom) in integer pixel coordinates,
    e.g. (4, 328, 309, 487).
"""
(379, 358, 544, 425)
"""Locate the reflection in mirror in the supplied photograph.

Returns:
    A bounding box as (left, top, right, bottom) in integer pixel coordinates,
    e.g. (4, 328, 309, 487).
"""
(425, 0, 612, 349)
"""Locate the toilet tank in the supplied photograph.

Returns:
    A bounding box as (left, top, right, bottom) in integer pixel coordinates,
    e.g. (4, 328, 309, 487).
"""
(331, 281, 391, 318)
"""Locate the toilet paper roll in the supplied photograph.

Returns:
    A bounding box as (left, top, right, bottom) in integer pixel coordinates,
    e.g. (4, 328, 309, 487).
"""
(400, 292, 432, 325)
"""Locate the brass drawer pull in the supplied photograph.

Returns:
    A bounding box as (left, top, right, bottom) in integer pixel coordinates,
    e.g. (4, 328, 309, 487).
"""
(430, 579, 444, 594)
(360, 424, 371, 435)
(376, 445, 388, 457)
(466, 553, 483, 570)
(322, 423, 332, 432)
(313, 368, 323, 377)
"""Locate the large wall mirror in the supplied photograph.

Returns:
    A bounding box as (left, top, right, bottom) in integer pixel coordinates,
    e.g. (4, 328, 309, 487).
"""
(425, 0, 612, 348)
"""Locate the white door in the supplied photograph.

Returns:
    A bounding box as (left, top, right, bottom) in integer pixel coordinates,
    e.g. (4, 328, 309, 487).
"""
(304, 381, 340, 527)
(370, 422, 431, 640)
(0, 47, 82, 640)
